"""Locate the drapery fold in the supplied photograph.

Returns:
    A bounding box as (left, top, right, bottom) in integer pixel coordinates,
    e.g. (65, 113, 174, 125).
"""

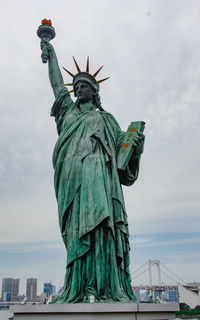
(51, 88, 139, 303)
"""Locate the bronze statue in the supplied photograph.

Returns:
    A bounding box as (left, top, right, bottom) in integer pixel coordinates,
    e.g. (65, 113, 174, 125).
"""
(38, 20, 145, 303)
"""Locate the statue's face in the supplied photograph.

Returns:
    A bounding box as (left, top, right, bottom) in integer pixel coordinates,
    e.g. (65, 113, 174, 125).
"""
(74, 81, 95, 103)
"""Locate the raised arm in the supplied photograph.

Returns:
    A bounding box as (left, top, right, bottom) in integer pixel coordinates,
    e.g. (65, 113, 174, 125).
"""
(40, 40, 65, 98)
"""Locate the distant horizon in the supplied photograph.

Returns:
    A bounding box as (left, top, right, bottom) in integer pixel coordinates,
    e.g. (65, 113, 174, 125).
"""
(1, 250, 199, 296)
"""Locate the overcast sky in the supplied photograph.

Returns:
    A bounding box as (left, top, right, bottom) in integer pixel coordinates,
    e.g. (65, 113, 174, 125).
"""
(0, 0, 200, 295)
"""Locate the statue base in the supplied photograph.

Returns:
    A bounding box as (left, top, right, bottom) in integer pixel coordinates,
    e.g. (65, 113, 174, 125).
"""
(10, 303, 179, 319)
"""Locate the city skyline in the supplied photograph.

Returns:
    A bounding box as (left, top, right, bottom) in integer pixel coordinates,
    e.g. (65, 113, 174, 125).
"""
(0, 254, 199, 297)
(1, 275, 199, 307)
(0, 0, 200, 295)
(0, 277, 57, 301)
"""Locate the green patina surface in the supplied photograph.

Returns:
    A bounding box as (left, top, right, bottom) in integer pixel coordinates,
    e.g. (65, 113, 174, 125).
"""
(38, 23, 145, 303)
(51, 89, 140, 303)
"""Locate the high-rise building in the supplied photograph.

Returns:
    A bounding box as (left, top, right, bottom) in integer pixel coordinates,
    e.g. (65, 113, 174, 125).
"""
(26, 278, 37, 301)
(1, 278, 13, 301)
(12, 279, 19, 300)
(1, 278, 19, 301)
(43, 282, 56, 297)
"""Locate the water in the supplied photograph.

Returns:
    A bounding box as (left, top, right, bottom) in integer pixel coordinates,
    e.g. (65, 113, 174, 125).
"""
(0, 311, 13, 320)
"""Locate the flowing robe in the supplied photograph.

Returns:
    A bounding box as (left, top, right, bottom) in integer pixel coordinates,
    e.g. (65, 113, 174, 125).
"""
(51, 88, 140, 303)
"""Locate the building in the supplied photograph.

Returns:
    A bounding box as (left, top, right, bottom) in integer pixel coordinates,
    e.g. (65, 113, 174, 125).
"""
(43, 282, 56, 297)
(178, 284, 200, 309)
(1, 278, 13, 301)
(132, 285, 179, 303)
(12, 279, 19, 301)
(166, 289, 179, 302)
(3, 292, 12, 302)
(184, 282, 200, 295)
(1, 278, 19, 302)
(26, 278, 37, 301)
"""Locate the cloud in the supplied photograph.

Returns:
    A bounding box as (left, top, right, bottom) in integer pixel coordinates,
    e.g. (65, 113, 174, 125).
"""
(130, 232, 200, 285)
(0, 0, 200, 290)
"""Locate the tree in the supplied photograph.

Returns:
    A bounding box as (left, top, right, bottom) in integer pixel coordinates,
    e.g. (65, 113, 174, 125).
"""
(179, 303, 190, 310)
(194, 305, 200, 310)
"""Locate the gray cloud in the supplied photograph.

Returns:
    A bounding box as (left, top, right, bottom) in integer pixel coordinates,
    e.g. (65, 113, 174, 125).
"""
(0, 0, 200, 288)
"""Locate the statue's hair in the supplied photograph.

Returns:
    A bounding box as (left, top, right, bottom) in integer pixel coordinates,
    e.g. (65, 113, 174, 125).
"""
(94, 93, 104, 111)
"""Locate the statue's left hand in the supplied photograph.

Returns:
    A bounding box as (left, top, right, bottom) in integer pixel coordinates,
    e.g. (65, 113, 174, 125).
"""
(132, 132, 145, 158)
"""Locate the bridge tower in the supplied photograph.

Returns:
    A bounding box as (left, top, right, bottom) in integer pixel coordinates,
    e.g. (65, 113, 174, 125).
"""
(148, 260, 161, 286)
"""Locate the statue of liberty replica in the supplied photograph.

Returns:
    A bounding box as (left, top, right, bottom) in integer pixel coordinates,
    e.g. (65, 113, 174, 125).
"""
(38, 20, 145, 304)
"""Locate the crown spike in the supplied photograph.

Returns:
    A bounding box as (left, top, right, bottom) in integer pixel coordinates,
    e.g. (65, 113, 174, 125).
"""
(73, 56, 81, 73)
(93, 65, 103, 78)
(63, 67, 75, 78)
(86, 56, 89, 72)
(97, 77, 110, 84)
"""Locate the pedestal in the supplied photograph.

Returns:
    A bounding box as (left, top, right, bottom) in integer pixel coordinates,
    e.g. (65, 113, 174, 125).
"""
(10, 303, 179, 320)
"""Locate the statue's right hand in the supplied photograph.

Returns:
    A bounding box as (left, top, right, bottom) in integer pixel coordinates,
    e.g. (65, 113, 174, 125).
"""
(40, 39, 53, 50)
(40, 39, 54, 63)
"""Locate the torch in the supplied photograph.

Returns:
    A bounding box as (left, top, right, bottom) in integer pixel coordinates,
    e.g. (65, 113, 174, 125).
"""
(37, 19, 56, 63)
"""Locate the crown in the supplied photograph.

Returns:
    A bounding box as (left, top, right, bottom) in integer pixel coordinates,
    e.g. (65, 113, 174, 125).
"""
(63, 57, 109, 93)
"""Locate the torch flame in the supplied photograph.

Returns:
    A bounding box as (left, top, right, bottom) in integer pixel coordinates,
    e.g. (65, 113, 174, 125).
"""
(41, 19, 52, 26)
